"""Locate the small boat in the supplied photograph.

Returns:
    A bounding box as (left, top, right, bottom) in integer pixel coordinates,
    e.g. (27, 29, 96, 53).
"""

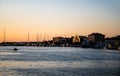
(13, 48, 18, 51)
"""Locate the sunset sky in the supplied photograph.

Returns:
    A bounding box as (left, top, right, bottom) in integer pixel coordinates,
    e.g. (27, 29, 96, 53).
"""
(0, 0, 120, 42)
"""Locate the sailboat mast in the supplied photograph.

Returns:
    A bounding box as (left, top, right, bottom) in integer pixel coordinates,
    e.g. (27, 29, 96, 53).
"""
(3, 28, 6, 42)
(28, 32, 29, 42)
(44, 33, 46, 41)
(39, 33, 41, 42)
(36, 33, 39, 42)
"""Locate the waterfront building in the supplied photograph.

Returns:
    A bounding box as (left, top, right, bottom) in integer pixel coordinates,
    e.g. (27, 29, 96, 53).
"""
(72, 35, 80, 43)
(88, 33, 105, 48)
(81, 37, 89, 48)
(53, 37, 70, 46)
(53, 37, 66, 43)
(105, 35, 120, 50)
(71, 35, 88, 47)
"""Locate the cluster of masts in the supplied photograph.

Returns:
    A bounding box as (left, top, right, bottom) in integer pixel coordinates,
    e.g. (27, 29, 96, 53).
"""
(2, 28, 51, 42)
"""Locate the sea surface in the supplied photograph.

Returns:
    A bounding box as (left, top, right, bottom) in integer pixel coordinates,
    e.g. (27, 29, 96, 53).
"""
(0, 46, 120, 76)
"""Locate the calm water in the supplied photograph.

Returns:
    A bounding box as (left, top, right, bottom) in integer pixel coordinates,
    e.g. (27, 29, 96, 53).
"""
(0, 46, 120, 76)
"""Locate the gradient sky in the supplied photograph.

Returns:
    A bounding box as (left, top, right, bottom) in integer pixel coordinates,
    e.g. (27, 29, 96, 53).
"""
(0, 0, 120, 42)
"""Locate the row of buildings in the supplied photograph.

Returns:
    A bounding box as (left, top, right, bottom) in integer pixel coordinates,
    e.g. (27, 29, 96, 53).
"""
(0, 33, 120, 50)
(52, 33, 120, 50)
(52, 33, 105, 48)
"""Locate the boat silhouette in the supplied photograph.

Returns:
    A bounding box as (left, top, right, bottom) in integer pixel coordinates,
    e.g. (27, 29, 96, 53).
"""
(13, 48, 18, 51)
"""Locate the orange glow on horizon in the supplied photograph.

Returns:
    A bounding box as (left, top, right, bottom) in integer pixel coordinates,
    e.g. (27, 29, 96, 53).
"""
(0, 0, 120, 42)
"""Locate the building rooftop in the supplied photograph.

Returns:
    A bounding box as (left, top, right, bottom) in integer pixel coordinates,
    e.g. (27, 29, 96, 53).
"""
(88, 33, 105, 36)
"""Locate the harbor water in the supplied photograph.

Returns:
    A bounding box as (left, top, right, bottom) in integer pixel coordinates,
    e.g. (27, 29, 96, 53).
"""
(0, 46, 120, 76)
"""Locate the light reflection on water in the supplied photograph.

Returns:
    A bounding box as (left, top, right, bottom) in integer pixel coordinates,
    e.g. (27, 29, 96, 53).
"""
(0, 60, 120, 69)
(0, 46, 120, 76)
